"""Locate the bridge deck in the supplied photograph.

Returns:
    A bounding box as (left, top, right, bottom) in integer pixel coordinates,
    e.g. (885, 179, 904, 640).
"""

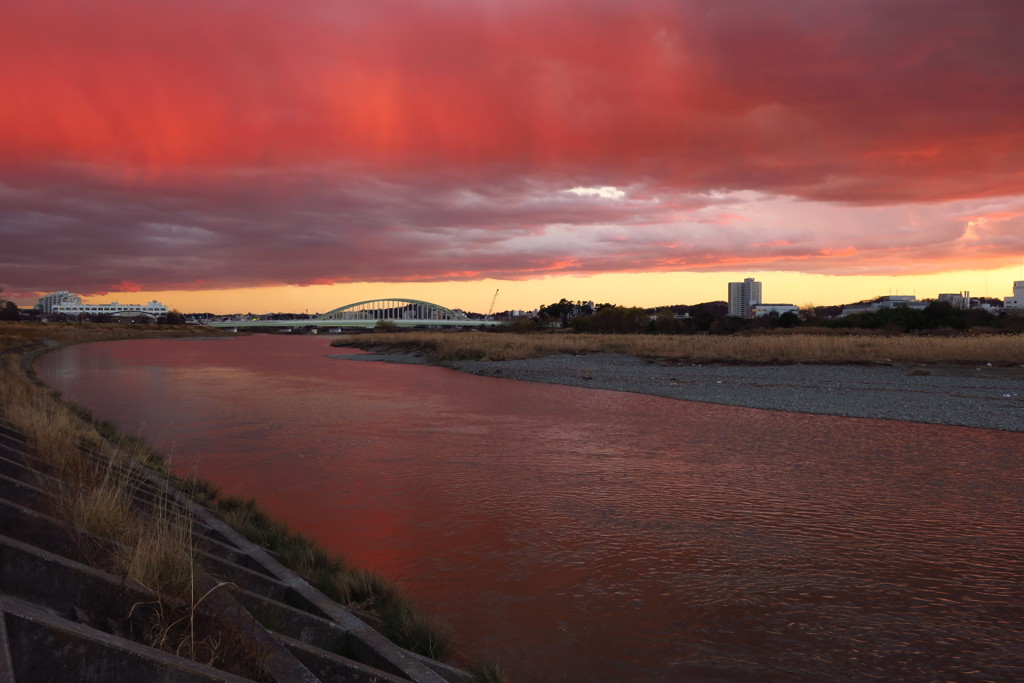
(206, 319, 501, 328)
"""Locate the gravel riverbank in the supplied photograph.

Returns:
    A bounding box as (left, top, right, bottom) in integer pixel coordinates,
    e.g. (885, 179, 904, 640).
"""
(331, 351, 1024, 432)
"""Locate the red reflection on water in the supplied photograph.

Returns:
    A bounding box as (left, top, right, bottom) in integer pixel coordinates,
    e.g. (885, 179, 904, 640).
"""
(36, 335, 1024, 681)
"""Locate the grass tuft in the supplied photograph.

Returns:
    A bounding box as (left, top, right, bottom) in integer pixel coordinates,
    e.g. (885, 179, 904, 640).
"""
(58, 467, 138, 546)
(119, 515, 196, 597)
(214, 494, 456, 660)
(380, 595, 457, 662)
(329, 567, 400, 607)
(176, 475, 221, 507)
(468, 658, 512, 683)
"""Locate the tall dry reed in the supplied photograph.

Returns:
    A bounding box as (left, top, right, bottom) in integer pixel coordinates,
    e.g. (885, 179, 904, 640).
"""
(338, 330, 1024, 365)
(0, 323, 261, 675)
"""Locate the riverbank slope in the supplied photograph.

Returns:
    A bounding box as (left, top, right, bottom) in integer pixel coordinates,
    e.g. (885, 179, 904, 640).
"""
(0, 322, 475, 682)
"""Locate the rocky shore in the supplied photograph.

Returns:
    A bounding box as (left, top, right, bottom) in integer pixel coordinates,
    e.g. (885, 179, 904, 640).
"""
(335, 351, 1024, 432)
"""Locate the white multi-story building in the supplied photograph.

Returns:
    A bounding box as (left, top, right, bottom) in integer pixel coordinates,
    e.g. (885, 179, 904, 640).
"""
(36, 291, 82, 315)
(728, 277, 762, 318)
(1004, 281, 1024, 310)
(51, 299, 169, 319)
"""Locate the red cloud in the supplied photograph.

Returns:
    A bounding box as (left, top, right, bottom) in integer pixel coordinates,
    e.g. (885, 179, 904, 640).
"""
(4, 0, 1022, 199)
(1, 0, 1023, 295)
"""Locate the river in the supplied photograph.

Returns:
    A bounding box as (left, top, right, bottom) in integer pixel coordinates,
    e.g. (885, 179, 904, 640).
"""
(36, 335, 1024, 681)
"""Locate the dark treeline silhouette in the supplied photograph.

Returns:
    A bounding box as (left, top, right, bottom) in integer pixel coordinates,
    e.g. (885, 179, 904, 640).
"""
(502, 298, 1024, 335)
(821, 300, 1023, 333)
(41, 310, 190, 325)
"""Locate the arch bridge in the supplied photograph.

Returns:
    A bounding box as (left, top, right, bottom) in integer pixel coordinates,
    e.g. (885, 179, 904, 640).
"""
(206, 298, 499, 330)
(318, 298, 468, 323)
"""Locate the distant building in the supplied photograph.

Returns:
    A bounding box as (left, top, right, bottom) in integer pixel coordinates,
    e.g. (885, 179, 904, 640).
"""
(728, 277, 762, 318)
(751, 303, 799, 318)
(51, 299, 169, 319)
(937, 292, 971, 310)
(840, 295, 927, 317)
(937, 291, 995, 311)
(1004, 281, 1024, 310)
(36, 290, 81, 315)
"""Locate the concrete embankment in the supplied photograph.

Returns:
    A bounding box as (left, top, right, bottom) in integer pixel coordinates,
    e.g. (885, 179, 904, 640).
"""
(0, 326, 472, 682)
(0, 416, 468, 682)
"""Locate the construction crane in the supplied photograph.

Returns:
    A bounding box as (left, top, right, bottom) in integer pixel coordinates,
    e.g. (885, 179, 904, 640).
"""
(487, 289, 500, 317)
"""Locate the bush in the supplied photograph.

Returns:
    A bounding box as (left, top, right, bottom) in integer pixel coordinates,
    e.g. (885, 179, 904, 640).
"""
(571, 306, 648, 333)
(498, 318, 543, 333)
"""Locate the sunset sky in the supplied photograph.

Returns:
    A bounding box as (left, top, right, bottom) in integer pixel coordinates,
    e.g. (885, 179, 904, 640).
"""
(2, 0, 1023, 313)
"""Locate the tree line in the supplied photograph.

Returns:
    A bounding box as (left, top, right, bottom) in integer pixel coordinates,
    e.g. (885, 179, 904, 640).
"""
(0, 289, 22, 321)
(500, 298, 1024, 335)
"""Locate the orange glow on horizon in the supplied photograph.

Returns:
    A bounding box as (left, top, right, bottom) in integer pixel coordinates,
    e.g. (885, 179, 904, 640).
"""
(24, 265, 1017, 317)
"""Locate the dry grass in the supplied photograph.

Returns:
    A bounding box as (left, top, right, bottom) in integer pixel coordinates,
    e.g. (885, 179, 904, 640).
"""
(4, 393, 96, 477)
(0, 344, 96, 477)
(468, 659, 513, 683)
(0, 322, 268, 677)
(380, 595, 456, 662)
(0, 320, 227, 348)
(115, 481, 198, 598)
(58, 457, 139, 546)
(176, 475, 221, 507)
(336, 329, 1024, 366)
(0, 322, 227, 466)
(135, 581, 270, 680)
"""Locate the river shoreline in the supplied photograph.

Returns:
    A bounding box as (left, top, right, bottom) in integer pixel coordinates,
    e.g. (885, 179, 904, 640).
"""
(0, 325, 472, 682)
(332, 349, 1024, 432)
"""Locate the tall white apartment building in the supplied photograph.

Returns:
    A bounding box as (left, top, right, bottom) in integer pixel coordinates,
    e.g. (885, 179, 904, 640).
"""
(1005, 281, 1024, 310)
(728, 277, 762, 318)
(36, 291, 82, 315)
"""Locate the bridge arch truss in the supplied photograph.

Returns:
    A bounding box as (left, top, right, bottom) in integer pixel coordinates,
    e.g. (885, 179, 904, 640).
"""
(316, 298, 469, 323)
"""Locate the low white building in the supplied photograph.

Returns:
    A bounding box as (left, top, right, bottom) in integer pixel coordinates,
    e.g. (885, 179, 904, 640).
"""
(840, 295, 926, 317)
(52, 299, 169, 318)
(937, 292, 970, 310)
(1004, 281, 1024, 310)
